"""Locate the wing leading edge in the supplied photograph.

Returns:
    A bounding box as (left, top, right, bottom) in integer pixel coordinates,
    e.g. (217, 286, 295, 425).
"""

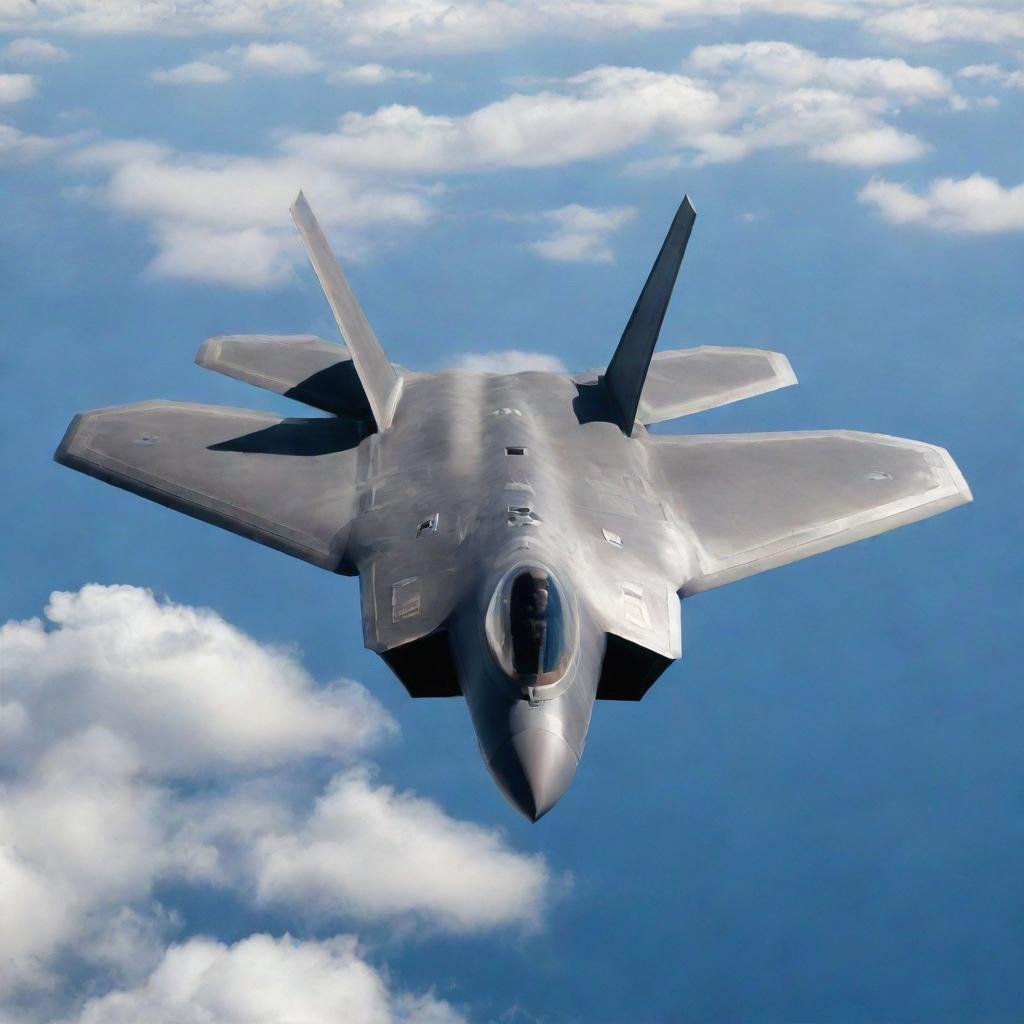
(55, 401, 364, 573)
(653, 430, 972, 595)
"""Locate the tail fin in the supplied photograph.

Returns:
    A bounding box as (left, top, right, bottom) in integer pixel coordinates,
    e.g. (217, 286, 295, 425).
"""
(290, 192, 402, 430)
(603, 195, 696, 435)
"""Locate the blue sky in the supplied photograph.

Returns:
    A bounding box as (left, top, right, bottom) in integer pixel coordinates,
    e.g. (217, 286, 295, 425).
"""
(1, 2, 1022, 1021)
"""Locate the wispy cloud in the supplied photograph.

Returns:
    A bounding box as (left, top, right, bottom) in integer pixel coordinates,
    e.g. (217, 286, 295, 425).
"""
(0, 73, 36, 103)
(863, 4, 1024, 44)
(527, 204, 636, 264)
(957, 62, 1024, 90)
(5, 2, 1021, 52)
(150, 60, 231, 85)
(330, 63, 432, 85)
(151, 42, 322, 86)
(859, 174, 1024, 233)
(2, 38, 68, 63)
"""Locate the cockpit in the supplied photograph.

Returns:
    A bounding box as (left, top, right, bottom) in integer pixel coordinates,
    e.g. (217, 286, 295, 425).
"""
(486, 565, 575, 687)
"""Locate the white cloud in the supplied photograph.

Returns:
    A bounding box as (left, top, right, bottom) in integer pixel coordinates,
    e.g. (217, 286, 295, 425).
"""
(528, 204, 636, 263)
(0, 122, 64, 161)
(957, 63, 1024, 90)
(56, 934, 466, 1024)
(863, 4, 1024, 44)
(0, 72, 36, 103)
(2, 37, 68, 63)
(283, 44, 946, 175)
(48, 40, 953, 289)
(0, 585, 559, 1006)
(688, 41, 951, 102)
(453, 351, 568, 373)
(3, 1, 1023, 52)
(0, 0, 850, 50)
(150, 61, 232, 85)
(859, 174, 1024, 233)
(66, 140, 434, 287)
(248, 771, 553, 931)
(330, 63, 432, 84)
(232, 41, 323, 75)
(0, 584, 393, 774)
(150, 43, 322, 86)
(808, 125, 928, 164)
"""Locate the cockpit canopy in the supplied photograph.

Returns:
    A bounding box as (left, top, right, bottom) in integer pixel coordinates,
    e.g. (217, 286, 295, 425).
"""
(486, 566, 575, 686)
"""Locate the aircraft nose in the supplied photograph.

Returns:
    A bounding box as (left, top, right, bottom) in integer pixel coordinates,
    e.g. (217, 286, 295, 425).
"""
(488, 728, 578, 822)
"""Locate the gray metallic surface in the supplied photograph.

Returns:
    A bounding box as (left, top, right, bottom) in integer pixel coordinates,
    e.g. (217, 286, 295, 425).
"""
(55, 193, 973, 821)
(604, 195, 696, 435)
(290, 193, 401, 430)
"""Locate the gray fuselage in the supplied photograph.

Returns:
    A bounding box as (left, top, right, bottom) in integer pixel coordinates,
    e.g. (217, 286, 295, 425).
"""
(348, 369, 689, 819)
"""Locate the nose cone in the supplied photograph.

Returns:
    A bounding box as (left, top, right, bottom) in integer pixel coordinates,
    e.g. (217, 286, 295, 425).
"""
(488, 729, 578, 822)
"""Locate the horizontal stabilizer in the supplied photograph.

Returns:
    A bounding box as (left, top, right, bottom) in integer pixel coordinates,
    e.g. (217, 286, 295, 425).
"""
(291, 192, 401, 430)
(638, 346, 796, 423)
(197, 334, 373, 419)
(604, 195, 696, 435)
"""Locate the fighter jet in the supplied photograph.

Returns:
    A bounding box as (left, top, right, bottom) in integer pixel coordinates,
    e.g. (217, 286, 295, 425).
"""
(56, 193, 972, 820)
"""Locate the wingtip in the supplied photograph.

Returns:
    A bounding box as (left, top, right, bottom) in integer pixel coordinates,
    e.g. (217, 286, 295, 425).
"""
(682, 193, 697, 216)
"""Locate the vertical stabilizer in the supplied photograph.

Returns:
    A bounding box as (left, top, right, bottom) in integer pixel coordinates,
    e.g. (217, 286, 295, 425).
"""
(290, 192, 402, 430)
(603, 195, 696, 435)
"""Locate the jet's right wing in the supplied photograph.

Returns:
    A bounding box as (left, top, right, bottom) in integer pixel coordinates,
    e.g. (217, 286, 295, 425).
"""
(652, 430, 972, 595)
(56, 400, 364, 572)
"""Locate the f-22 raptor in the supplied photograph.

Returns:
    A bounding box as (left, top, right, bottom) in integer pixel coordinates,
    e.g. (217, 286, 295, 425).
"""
(56, 193, 972, 820)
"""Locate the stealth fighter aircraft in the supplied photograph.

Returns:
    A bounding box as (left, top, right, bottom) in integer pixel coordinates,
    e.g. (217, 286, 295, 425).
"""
(56, 194, 972, 820)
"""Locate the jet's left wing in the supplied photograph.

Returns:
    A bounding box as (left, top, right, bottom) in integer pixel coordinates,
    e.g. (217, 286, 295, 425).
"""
(652, 430, 971, 595)
(56, 400, 364, 572)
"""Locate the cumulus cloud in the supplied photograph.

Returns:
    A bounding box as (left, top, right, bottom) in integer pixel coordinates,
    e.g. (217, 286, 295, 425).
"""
(3, 37, 68, 63)
(0, 584, 393, 774)
(957, 63, 1024, 90)
(3, 1, 1023, 52)
(231, 41, 323, 75)
(0, 0, 850, 50)
(330, 63, 432, 84)
(65, 139, 433, 287)
(863, 4, 1024, 44)
(150, 61, 232, 85)
(0, 121, 65, 161)
(0, 72, 36, 103)
(150, 42, 322, 86)
(0, 585, 560, 1007)
(248, 771, 553, 931)
(282, 44, 946, 174)
(859, 174, 1024, 233)
(55, 934, 466, 1024)
(808, 126, 928, 165)
(46, 40, 955, 289)
(527, 204, 635, 263)
(453, 351, 568, 373)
